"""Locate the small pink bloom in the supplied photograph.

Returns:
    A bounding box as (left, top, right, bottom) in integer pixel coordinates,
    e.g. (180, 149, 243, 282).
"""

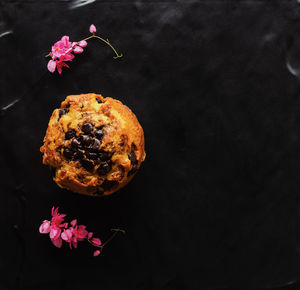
(78, 40, 87, 47)
(61, 229, 73, 242)
(92, 238, 102, 247)
(88, 232, 93, 239)
(51, 236, 63, 248)
(47, 60, 56, 73)
(93, 250, 101, 256)
(49, 226, 61, 240)
(89, 24, 96, 34)
(73, 46, 84, 54)
(39, 220, 51, 234)
(76, 225, 88, 240)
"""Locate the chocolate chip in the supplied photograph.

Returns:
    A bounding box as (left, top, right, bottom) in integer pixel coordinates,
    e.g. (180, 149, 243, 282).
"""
(86, 152, 98, 160)
(98, 151, 110, 161)
(101, 180, 118, 190)
(80, 159, 94, 171)
(71, 138, 81, 148)
(58, 109, 67, 120)
(131, 143, 137, 151)
(89, 138, 101, 150)
(95, 128, 104, 139)
(63, 148, 74, 160)
(82, 123, 93, 134)
(96, 98, 102, 103)
(73, 150, 84, 160)
(81, 135, 93, 147)
(97, 161, 111, 175)
(128, 151, 137, 164)
(65, 129, 76, 140)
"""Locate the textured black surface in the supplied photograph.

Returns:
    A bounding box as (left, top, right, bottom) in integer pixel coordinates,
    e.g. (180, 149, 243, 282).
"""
(0, 1, 298, 289)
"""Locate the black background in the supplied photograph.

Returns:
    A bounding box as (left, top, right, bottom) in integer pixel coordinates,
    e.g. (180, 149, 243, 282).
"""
(0, 1, 298, 289)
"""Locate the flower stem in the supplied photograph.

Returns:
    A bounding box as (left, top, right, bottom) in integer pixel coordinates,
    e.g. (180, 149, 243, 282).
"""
(82, 34, 123, 59)
(86, 228, 125, 250)
(102, 228, 125, 247)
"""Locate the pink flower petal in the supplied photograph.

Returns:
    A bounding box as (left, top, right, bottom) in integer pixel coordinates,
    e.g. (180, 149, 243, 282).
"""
(73, 46, 84, 54)
(39, 220, 51, 234)
(92, 238, 102, 247)
(88, 232, 93, 239)
(51, 237, 62, 248)
(61, 229, 72, 242)
(61, 36, 70, 47)
(47, 60, 56, 73)
(71, 219, 77, 227)
(50, 226, 61, 240)
(78, 40, 87, 47)
(93, 250, 101, 256)
(89, 24, 96, 34)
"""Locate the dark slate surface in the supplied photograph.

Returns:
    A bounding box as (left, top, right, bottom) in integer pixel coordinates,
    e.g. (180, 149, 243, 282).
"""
(0, 1, 298, 289)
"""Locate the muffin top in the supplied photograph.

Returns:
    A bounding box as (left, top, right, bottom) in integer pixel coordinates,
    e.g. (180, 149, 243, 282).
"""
(40, 93, 145, 196)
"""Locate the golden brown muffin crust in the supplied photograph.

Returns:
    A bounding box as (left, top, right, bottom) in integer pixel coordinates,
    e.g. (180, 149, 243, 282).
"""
(40, 93, 145, 196)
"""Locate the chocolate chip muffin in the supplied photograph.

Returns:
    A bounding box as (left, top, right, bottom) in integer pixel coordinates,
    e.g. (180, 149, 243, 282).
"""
(40, 93, 145, 196)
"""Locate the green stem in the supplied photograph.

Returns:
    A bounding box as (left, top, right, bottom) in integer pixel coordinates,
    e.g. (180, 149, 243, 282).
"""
(86, 34, 123, 59)
(102, 228, 125, 247)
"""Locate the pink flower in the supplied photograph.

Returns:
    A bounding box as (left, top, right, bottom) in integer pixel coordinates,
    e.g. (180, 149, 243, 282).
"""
(89, 24, 96, 34)
(67, 224, 88, 249)
(39, 220, 51, 234)
(78, 40, 87, 47)
(51, 36, 73, 59)
(51, 206, 66, 227)
(92, 238, 102, 247)
(88, 232, 93, 239)
(93, 250, 101, 256)
(74, 225, 88, 241)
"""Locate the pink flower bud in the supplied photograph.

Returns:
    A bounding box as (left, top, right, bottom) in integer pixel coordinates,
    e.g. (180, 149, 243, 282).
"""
(39, 220, 51, 234)
(88, 232, 93, 239)
(89, 24, 96, 34)
(92, 238, 102, 247)
(73, 46, 84, 53)
(78, 40, 88, 47)
(93, 250, 101, 256)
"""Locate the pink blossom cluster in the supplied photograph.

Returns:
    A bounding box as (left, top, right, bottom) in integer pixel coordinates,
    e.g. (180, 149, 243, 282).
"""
(47, 24, 96, 74)
(39, 207, 102, 256)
